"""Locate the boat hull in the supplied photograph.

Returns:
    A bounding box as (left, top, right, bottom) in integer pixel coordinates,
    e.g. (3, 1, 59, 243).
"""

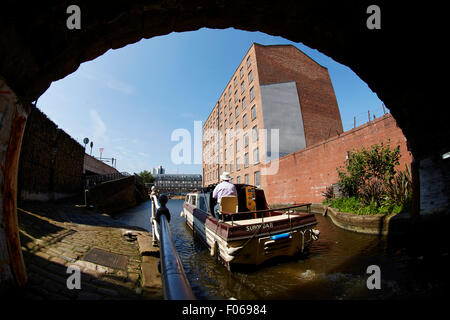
(182, 202, 317, 268)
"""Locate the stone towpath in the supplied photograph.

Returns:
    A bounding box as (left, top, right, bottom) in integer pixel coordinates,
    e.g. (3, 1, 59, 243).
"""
(15, 200, 163, 300)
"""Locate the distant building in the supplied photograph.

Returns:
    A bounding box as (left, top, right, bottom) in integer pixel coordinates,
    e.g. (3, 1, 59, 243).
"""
(151, 165, 165, 175)
(152, 174, 202, 194)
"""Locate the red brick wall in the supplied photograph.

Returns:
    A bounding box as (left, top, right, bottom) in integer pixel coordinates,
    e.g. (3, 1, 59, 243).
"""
(264, 114, 412, 204)
(254, 44, 343, 147)
(18, 107, 85, 200)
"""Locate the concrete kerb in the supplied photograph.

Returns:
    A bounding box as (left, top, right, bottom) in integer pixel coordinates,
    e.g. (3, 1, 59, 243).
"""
(325, 206, 396, 235)
(274, 202, 411, 236)
(122, 229, 162, 291)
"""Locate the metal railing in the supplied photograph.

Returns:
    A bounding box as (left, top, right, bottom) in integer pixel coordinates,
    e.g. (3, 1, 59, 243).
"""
(221, 203, 312, 226)
(150, 192, 196, 300)
(85, 171, 130, 187)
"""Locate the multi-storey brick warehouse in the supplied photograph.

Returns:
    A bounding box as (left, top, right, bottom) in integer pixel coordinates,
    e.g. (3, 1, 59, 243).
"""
(202, 43, 343, 188)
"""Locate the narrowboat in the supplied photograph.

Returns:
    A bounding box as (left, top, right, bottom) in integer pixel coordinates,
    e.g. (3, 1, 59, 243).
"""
(181, 184, 319, 270)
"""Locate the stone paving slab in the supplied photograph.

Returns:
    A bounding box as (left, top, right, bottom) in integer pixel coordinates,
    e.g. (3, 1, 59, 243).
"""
(16, 200, 163, 300)
(141, 256, 162, 288)
(137, 234, 160, 257)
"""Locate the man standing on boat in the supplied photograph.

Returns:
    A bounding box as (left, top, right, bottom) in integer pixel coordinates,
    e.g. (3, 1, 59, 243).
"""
(212, 172, 237, 219)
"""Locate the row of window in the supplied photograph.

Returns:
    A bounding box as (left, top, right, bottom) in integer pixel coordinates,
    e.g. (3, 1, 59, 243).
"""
(155, 181, 202, 185)
(204, 103, 258, 146)
(223, 124, 258, 146)
(204, 147, 259, 182)
(203, 112, 259, 148)
(219, 87, 255, 123)
(205, 53, 255, 132)
(237, 171, 260, 186)
(203, 53, 257, 173)
(203, 125, 259, 168)
(223, 101, 257, 128)
(227, 147, 259, 170)
(204, 170, 260, 188)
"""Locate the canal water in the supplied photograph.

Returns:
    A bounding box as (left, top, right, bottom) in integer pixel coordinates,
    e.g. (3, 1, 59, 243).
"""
(115, 199, 448, 300)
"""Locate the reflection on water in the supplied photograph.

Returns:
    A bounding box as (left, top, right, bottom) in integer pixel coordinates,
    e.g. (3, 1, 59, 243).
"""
(115, 199, 448, 300)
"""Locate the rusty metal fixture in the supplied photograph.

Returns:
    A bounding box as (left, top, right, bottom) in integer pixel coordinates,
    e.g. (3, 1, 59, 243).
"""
(82, 248, 128, 270)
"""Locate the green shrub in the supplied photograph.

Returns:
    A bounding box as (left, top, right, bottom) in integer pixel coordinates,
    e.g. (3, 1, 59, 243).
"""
(358, 177, 385, 207)
(337, 142, 400, 198)
(330, 142, 412, 215)
(326, 196, 361, 213)
(325, 194, 411, 216)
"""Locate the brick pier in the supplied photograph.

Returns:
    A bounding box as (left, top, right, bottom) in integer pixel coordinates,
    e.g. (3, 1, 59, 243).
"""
(14, 200, 162, 300)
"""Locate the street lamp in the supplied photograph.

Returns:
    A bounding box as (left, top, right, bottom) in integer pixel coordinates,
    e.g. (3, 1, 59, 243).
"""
(83, 137, 89, 150)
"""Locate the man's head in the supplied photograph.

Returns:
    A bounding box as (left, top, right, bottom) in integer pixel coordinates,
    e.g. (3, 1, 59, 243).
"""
(220, 172, 232, 182)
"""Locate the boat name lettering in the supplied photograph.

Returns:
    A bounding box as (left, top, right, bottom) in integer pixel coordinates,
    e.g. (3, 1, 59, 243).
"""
(246, 223, 273, 232)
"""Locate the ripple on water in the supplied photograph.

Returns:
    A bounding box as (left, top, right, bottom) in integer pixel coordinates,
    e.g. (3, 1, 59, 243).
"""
(116, 199, 438, 300)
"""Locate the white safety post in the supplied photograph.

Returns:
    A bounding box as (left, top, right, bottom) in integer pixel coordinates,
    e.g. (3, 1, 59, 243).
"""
(150, 192, 161, 246)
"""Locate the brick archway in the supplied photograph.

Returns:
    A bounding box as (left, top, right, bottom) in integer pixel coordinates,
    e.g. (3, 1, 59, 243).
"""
(0, 1, 447, 287)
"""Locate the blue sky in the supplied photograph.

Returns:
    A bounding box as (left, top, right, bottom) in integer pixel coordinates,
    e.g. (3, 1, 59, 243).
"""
(37, 27, 385, 175)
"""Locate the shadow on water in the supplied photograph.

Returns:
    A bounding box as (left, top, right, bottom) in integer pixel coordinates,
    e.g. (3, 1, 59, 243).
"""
(113, 199, 152, 232)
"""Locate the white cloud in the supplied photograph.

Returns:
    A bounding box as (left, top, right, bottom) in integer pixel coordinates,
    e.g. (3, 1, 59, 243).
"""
(89, 109, 107, 143)
(105, 76, 134, 95)
(138, 152, 150, 157)
(79, 69, 134, 95)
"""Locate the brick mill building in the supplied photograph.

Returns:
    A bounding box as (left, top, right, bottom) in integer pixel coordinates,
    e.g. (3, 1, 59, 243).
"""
(202, 43, 343, 189)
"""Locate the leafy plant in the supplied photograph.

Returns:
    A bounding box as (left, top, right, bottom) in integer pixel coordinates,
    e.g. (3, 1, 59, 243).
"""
(138, 170, 155, 184)
(322, 185, 334, 201)
(337, 151, 366, 197)
(385, 164, 412, 205)
(358, 177, 385, 206)
(327, 196, 405, 215)
(328, 196, 361, 213)
(337, 142, 400, 198)
(330, 142, 411, 215)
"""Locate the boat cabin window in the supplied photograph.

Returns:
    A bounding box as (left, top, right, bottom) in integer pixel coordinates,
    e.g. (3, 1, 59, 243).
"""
(190, 195, 197, 206)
